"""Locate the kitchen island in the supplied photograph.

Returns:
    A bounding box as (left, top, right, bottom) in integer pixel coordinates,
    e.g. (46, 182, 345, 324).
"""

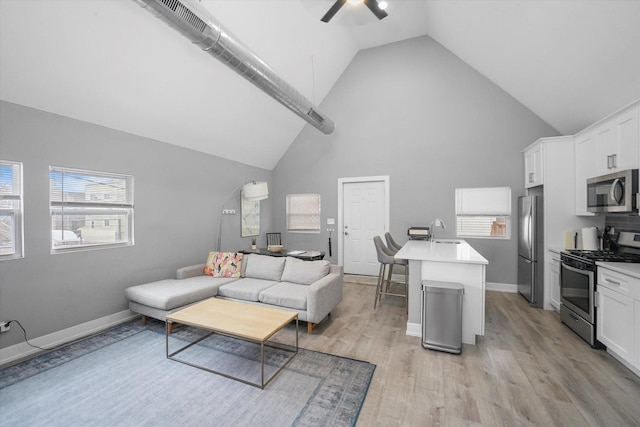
(395, 239, 488, 345)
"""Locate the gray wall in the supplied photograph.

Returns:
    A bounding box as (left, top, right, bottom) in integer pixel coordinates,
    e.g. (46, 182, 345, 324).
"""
(0, 101, 271, 349)
(272, 35, 558, 284)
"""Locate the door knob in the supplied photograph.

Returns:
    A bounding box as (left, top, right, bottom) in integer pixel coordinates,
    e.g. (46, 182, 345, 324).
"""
(344, 231, 349, 236)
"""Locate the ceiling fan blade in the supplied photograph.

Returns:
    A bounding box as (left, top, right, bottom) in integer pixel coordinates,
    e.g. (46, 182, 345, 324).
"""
(363, 0, 388, 20)
(321, 0, 347, 23)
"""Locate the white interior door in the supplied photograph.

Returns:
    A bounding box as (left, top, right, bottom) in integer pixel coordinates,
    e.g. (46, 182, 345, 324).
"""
(341, 180, 387, 276)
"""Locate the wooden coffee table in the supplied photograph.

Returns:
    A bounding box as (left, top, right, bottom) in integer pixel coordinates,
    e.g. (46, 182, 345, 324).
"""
(165, 298, 298, 389)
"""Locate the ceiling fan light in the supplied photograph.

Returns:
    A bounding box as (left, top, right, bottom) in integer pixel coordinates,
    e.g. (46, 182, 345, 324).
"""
(378, 1, 388, 10)
(347, 0, 364, 5)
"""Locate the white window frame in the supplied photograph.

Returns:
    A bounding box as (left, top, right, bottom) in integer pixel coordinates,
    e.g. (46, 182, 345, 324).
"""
(0, 160, 24, 261)
(455, 187, 511, 239)
(50, 166, 134, 253)
(286, 193, 321, 233)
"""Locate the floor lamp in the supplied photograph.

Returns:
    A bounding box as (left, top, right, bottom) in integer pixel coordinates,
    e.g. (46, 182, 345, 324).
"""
(216, 181, 269, 251)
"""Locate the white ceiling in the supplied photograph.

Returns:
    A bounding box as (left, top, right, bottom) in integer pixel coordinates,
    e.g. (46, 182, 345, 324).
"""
(1, 0, 639, 170)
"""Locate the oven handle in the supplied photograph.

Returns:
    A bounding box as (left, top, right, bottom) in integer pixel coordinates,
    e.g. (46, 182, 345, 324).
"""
(561, 261, 594, 276)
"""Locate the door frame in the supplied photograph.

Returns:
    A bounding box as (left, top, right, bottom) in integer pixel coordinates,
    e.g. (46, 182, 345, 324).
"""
(337, 175, 390, 268)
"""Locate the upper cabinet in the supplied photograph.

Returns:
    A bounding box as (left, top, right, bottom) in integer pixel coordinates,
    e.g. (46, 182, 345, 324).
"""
(594, 106, 639, 175)
(575, 100, 640, 215)
(524, 141, 543, 188)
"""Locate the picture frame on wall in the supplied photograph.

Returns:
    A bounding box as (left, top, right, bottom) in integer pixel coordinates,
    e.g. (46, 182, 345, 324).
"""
(241, 190, 260, 237)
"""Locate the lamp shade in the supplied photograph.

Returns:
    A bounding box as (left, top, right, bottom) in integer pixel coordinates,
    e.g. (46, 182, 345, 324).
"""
(242, 181, 269, 201)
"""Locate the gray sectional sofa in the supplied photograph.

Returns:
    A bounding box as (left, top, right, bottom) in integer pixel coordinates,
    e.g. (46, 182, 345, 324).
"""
(125, 253, 343, 334)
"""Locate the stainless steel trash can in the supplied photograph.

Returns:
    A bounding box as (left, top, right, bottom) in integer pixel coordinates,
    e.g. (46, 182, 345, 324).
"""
(421, 280, 464, 354)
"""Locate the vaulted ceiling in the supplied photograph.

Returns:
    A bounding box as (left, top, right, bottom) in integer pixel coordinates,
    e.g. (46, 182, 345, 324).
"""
(1, 0, 639, 170)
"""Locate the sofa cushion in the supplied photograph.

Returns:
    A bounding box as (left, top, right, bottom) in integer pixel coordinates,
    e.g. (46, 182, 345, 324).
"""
(125, 276, 236, 310)
(280, 257, 330, 285)
(217, 277, 279, 302)
(259, 282, 308, 310)
(243, 254, 286, 282)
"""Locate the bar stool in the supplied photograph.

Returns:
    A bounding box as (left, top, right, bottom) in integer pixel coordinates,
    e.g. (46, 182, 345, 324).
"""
(385, 232, 403, 253)
(373, 236, 408, 312)
(384, 231, 407, 297)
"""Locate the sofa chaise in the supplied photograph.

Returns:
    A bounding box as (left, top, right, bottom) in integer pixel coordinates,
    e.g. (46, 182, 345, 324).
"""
(125, 253, 343, 334)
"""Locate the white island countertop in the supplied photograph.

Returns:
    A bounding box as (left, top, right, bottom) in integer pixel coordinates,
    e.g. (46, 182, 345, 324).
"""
(395, 239, 488, 265)
(394, 239, 488, 345)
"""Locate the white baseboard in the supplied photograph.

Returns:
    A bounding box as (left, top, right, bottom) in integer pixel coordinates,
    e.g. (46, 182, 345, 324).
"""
(486, 282, 518, 293)
(0, 310, 139, 367)
(607, 348, 640, 378)
(406, 322, 421, 338)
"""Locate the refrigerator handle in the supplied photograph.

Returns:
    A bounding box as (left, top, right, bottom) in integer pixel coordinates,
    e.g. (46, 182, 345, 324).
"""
(528, 202, 534, 252)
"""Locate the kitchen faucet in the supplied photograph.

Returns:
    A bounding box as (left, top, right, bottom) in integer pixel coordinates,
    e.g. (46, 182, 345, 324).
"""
(430, 218, 446, 241)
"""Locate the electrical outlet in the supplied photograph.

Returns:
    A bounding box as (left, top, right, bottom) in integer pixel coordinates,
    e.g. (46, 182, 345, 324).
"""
(0, 321, 10, 333)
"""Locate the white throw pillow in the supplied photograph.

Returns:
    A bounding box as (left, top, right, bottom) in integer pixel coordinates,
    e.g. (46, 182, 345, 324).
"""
(281, 256, 330, 285)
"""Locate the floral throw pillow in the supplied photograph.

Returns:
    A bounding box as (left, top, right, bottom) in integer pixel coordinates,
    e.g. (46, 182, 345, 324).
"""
(217, 252, 244, 277)
(204, 252, 243, 277)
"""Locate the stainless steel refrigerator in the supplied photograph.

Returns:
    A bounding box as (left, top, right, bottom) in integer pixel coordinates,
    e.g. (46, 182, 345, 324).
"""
(517, 195, 544, 307)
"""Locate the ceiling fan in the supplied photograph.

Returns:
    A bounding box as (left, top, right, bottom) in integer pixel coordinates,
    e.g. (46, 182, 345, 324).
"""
(321, 0, 388, 23)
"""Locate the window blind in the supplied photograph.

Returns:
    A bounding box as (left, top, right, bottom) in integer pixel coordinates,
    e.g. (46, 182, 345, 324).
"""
(455, 187, 511, 239)
(50, 166, 134, 252)
(0, 160, 24, 260)
(286, 194, 321, 232)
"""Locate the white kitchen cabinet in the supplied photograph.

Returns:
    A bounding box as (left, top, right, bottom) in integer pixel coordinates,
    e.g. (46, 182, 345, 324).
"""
(575, 133, 597, 216)
(597, 285, 634, 361)
(597, 267, 638, 370)
(524, 142, 543, 188)
(548, 252, 561, 311)
(595, 105, 640, 175)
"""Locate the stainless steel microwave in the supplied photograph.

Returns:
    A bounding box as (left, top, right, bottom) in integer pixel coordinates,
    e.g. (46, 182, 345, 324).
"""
(587, 169, 638, 214)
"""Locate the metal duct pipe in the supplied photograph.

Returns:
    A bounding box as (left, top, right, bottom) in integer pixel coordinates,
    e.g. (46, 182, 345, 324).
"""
(134, 0, 335, 134)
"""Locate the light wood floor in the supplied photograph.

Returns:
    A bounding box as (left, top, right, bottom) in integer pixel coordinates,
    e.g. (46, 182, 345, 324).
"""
(279, 276, 640, 426)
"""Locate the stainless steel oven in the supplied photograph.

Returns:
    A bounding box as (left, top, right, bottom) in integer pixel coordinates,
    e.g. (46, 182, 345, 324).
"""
(560, 253, 598, 346)
(560, 232, 640, 348)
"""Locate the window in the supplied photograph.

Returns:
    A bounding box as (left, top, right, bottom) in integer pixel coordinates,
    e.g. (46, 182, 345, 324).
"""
(286, 194, 321, 233)
(455, 187, 511, 239)
(50, 166, 134, 252)
(0, 160, 24, 260)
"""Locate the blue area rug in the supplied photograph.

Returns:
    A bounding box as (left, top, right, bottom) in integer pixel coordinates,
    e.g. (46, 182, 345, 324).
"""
(0, 320, 375, 427)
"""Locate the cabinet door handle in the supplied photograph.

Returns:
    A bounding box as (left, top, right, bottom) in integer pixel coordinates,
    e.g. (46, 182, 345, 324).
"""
(605, 278, 621, 285)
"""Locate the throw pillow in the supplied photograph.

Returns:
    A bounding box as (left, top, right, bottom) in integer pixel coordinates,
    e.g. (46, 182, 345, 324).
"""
(203, 252, 243, 277)
(204, 251, 216, 276)
(214, 252, 243, 278)
(281, 256, 330, 285)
